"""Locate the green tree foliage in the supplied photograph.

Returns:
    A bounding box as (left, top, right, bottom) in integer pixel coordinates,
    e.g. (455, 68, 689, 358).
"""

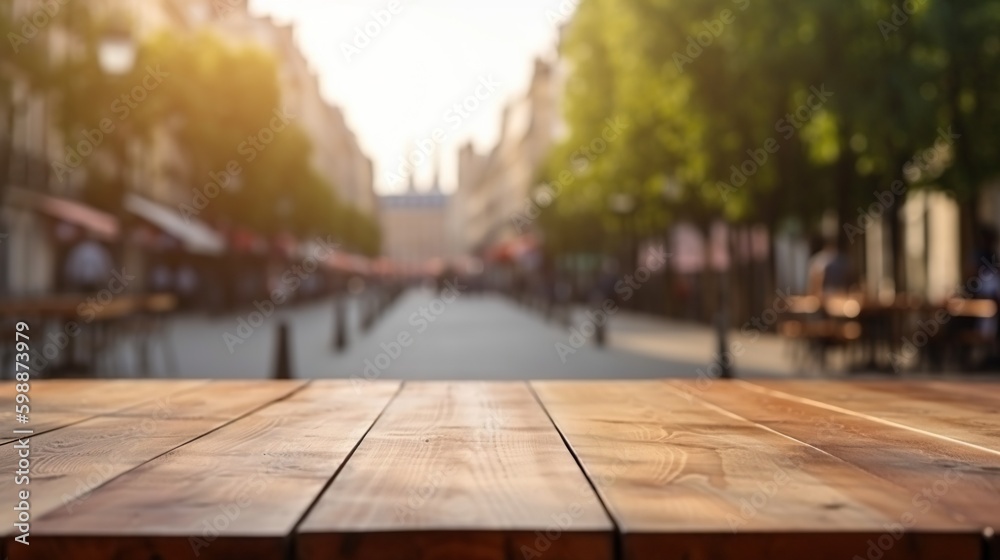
(543, 0, 1000, 251)
(46, 16, 379, 253)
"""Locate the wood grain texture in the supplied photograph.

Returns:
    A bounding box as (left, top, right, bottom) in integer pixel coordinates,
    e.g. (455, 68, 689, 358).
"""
(750, 380, 1000, 453)
(534, 380, 980, 560)
(108, 379, 310, 420)
(13, 381, 400, 560)
(0, 379, 306, 540)
(0, 379, 208, 414)
(297, 381, 613, 560)
(0, 380, 209, 442)
(677, 381, 1000, 533)
(909, 381, 1000, 408)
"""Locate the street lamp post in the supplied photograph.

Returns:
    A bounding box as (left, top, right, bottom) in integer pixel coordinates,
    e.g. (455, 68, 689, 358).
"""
(712, 223, 734, 379)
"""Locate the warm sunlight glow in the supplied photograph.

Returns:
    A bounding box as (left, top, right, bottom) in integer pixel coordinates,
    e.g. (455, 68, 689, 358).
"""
(249, 0, 565, 194)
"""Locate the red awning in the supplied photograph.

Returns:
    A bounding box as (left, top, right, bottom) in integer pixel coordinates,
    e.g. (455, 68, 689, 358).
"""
(485, 234, 539, 263)
(9, 188, 119, 242)
(371, 258, 397, 277)
(324, 251, 371, 275)
(229, 228, 268, 254)
(271, 232, 299, 258)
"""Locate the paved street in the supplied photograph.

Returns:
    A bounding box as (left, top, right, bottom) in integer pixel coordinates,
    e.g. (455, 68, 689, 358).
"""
(129, 288, 799, 380)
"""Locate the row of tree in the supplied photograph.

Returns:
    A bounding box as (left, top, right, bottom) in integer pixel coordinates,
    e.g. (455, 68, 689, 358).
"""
(3, 6, 380, 256)
(540, 0, 1000, 284)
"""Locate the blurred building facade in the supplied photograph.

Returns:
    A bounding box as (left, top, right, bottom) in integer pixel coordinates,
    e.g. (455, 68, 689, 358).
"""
(2, 0, 377, 213)
(1, 0, 377, 296)
(214, 5, 378, 219)
(380, 174, 449, 274)
(450, 58, 561, 256)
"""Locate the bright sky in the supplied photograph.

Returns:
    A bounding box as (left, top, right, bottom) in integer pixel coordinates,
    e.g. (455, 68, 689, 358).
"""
(249, 0, 568, 195)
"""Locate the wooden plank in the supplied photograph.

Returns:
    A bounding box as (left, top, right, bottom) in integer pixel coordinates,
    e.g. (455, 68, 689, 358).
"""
(913, 381, 1000, 408)
(0, 411, 91, 444)
(750, 380, 1000, 453)
(0, 379, 305, 539)
(297, 381, 613, 560)
(678, 381, 1000, 539)
(0, 380, 209, 443)
(534, 380, 979, 560)
(108, 380, 312, 420)
(0, 379, 207, 414)
(12, 380, 400, 560)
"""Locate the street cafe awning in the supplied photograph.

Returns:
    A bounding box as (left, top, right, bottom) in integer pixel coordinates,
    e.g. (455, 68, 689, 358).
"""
(125, 194, 225, 256)
(7, 187, 119, 242)
(325, 250, 371, 275)
(371, 257, 397, 277)
(271, 232, 299, 258)
(485, 233, 539, 263)
(229, 228, 268, 254)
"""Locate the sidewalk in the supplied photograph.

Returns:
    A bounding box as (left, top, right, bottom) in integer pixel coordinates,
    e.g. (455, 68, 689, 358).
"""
(604, 310, 800, 379)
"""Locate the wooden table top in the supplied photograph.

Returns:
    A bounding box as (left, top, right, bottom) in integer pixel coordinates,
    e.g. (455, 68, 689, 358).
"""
(1, 379, 998, 560)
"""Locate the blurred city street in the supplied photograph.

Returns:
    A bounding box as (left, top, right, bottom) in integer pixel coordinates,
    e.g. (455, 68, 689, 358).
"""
(4, 1, 1000, 556)
(4, 0, 1000, 381)
(110, 288, 798, 380)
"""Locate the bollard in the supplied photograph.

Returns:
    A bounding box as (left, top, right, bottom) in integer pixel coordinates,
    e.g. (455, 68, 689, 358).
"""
(273, 322, 293, 379)
(595, 321, 606, 347)
(361, 293, 374, 332)
(333, 298, 347, 351)
(716, 276, 733, 379)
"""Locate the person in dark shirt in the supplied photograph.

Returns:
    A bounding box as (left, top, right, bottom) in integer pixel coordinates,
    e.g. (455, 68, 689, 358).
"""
(807, 235, 856, 296)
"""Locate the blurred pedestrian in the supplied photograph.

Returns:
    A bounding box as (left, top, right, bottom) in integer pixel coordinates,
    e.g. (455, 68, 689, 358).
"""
(149, 262, 173, 294)
(807, 234, 855, 296)
(64, 234, 113, 293)
(962, 227, 999, 365)
(176, 263, 200, 309)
